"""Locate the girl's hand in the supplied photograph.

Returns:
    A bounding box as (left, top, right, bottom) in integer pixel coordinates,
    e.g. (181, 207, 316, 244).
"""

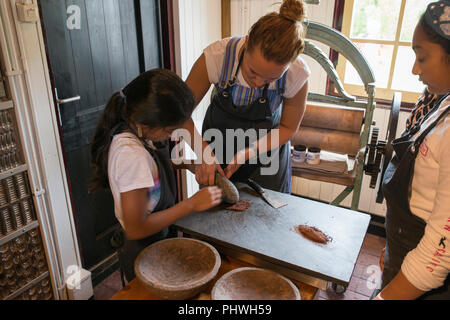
(188, 186, 222, 212)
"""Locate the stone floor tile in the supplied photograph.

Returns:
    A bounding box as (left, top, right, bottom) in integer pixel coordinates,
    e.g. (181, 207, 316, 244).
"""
(93, 284, 117, 300)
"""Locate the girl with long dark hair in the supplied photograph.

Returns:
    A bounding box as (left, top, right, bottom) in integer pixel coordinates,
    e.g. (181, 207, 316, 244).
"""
(90, 69, 222, 282)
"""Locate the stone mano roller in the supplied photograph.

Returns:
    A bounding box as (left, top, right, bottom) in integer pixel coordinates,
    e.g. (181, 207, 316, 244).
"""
(215, 172, 239, 204)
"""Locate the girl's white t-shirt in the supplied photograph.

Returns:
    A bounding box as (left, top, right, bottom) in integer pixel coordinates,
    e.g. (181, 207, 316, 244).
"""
(203, 37, 310, 99)
(107, 132, 161, 227)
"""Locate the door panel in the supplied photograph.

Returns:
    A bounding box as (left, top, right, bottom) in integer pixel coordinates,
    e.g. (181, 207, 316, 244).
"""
(39, 0, 162, 275)
(140, 0, 162, 70)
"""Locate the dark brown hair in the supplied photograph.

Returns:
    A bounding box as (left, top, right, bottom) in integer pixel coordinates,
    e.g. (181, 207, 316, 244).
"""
(89, 69, 194, 192)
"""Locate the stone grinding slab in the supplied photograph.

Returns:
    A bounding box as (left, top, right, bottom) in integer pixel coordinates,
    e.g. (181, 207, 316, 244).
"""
(175, 183, 371, 286)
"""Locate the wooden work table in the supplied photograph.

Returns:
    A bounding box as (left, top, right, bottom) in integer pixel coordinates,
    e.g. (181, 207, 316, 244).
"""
(111, 254, 318, 300)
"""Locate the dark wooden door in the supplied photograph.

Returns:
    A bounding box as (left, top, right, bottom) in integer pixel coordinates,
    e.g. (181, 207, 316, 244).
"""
(38, 0, 164, 281)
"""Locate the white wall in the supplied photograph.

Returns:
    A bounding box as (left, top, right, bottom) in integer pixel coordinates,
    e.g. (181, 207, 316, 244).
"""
(230, 0, 336, 95)
(172, 0, 222, 198)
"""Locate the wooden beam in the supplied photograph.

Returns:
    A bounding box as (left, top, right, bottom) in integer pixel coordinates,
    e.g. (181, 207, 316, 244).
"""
(221, 0, 231, 38)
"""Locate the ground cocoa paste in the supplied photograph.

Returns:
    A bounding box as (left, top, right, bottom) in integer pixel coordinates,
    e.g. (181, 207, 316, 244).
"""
(226, 200, 251, 212)
(295, 225, 331, 244)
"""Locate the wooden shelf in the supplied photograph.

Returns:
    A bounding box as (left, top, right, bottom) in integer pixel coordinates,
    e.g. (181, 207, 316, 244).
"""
(0, 164, 27, 181)
(0, 220, 39, 246)
(0, 100, 13, 111)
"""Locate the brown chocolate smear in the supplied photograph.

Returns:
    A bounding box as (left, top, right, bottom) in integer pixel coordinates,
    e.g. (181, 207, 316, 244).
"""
(226, 200, 251, 212)
(295, 225, 331, 244)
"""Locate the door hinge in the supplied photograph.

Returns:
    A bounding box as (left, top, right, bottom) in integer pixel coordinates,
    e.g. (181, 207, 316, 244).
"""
(16, 3, 39, 23)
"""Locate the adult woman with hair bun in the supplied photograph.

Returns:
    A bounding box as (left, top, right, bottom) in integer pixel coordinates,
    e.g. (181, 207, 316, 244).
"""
(184, 0, 310, 193)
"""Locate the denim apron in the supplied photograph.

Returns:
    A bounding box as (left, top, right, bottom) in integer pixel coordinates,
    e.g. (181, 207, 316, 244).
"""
(202, 37, 291, 193)
(381, 96, 450, 299)
(110, 123, 177, 284)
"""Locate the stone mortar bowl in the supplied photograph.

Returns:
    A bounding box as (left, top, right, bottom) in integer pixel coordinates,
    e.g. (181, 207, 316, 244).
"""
(211, 267, 301, 300)
(135, 238, 221, 300)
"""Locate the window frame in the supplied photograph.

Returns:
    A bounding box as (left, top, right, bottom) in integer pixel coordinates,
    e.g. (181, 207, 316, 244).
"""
(331, 0, 424, 107)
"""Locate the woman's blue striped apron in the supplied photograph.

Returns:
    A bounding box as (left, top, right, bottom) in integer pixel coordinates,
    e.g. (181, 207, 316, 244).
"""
(202, 37, 291, 193)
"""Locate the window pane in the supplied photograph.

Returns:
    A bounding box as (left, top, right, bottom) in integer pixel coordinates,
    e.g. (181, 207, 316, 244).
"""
(344, 43, 393, 88)
(350, 0, 402, 40)
(400, 0, 434, 41)
(391, 46, 425, 93)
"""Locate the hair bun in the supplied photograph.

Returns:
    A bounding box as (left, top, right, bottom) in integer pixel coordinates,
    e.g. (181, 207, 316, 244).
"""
(279, 0, 306, 23)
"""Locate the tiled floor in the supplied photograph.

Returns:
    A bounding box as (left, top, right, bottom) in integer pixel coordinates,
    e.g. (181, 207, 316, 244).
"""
(93, 233, 386, 300)
(316, 232, 385, 300)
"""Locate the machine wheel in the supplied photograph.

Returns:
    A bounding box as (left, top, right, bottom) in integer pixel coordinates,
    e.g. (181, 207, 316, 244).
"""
(376, 92, 401, 203)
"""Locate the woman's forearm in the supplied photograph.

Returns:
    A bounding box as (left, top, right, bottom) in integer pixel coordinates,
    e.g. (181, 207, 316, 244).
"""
(251, 124, 296, 156)
(172, 160, 196, 173)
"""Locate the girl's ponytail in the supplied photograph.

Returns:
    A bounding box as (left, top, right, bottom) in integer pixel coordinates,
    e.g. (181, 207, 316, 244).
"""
(89, 92, 125, 192)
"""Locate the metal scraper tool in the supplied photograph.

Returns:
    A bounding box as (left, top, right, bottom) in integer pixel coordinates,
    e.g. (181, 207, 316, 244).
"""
(246, 178, 287, 209)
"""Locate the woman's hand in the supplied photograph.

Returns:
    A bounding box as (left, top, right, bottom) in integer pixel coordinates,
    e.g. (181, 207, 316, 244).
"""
(188, 186, 223, 212)
(195, 161, 224, 186)
(194, 150, 225, 186)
